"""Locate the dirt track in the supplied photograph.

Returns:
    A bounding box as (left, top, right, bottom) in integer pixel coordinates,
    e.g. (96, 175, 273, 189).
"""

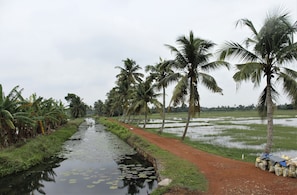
(116, 121, 297, 195)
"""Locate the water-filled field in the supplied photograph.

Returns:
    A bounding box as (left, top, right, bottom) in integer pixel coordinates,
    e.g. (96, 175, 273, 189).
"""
(139, 115, 297, 157)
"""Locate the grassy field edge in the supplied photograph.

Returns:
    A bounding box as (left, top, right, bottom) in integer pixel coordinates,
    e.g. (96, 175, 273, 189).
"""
(0, 118, 84, 177)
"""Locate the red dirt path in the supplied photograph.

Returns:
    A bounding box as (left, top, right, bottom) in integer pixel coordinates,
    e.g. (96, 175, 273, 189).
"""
(116, 121, 297, 195)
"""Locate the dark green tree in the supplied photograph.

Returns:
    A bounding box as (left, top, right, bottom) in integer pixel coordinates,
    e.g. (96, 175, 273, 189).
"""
(65, 93, 87, 118)
(94, 99, 105, 116)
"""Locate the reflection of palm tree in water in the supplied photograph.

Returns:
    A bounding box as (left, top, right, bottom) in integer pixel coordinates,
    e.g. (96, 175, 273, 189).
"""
(0, 157, 64, 195)
(115, 154, 156, 195)
(118, 179, 143, 195)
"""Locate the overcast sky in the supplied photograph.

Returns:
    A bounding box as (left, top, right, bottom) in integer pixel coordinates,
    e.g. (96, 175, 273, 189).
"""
(1, 0, 297, 107)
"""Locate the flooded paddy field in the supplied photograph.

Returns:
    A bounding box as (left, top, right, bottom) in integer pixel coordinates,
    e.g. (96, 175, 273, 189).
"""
(139, 116, 297, 157)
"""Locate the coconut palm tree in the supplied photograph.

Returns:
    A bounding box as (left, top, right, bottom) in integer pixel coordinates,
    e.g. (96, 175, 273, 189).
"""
(145, 58, 180, 133)
(166, 31, 229, 140)
(219, 11, 297, 154)
(115, 58, 144, 121)
(65, 93, 87, 118)
(129, 78, 161, 128)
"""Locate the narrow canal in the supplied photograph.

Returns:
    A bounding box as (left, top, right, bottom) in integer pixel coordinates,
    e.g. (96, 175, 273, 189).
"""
(0, 118, 158, 194)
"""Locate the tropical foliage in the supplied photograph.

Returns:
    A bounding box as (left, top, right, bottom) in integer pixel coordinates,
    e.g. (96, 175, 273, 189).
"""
(145, 58, 180, 133)
(219, 11, 297, 153)
(114, 58, 144, 121)
(94, 99, 105, 116)
(65, 93, 87, 118)
(0, 84, 68, 148)
(129, 78, 161, 128)
(100, 10, 297, 147)
(166, 31, 229, 140)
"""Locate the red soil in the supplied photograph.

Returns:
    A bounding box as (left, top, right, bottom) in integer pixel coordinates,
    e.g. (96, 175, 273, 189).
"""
(116, 121, 297, 195)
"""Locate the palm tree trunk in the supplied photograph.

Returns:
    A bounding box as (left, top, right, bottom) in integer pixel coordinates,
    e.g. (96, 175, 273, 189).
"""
(159, 86, 166, 134)
(182, 77, 194, 140)
(264, 76, 273, 154)
(182, 109, 191, 140)
(143, 104, 147, 129)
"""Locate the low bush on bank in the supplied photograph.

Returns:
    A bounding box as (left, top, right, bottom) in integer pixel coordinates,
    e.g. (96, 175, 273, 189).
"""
(0, 118, 83, 177)
(98, 117, 207, 194)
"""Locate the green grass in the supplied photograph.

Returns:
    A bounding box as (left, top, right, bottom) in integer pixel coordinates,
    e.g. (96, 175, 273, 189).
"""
(145, 127, 297, 163)
(146, 109, 297, 119)
(146, 127, 259, 162)
(205, 123, 297, 152)
(135, 110, 297, 163)
(98, 117, 207, 194)
(0, 118, 83, 177)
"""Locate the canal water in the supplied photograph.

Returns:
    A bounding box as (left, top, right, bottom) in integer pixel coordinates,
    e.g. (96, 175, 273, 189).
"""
(0, 118, 157, 194)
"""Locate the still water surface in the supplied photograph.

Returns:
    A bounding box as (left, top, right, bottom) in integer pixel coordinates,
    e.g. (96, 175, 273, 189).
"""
(0, 118, 157, 195)
(140, 117, 297, 156)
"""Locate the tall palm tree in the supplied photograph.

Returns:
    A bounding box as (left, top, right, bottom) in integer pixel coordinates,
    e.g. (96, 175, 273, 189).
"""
(219, 11, 297, 154)
(145, 58, 180, 133)
(116, 58, 144, 85)
(166, 31, 229, 140)
(129, 78, 161, 128)
(115, 58, 144, 121)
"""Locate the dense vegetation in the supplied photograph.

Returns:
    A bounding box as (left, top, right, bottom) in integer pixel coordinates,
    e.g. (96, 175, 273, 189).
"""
(0, 118, 83, 177)
(0, 84, 68, 148)
(0, 84, 88, 148)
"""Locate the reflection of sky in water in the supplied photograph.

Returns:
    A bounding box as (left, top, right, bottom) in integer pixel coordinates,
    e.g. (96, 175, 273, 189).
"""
(139, 117, 297, 156)
(40, 119, 157, 195)
(231, 118, 297, 127)
(62, 123, 135, 162)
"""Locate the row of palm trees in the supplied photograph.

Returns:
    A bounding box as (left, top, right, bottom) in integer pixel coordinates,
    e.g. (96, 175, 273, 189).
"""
(0, 84, 68, 148)
(104, 10, 297, 154)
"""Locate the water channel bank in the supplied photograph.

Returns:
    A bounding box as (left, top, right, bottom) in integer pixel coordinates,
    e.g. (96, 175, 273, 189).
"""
(0, 118, 158, 194)
(0, 119, 82, 177)
(102, 118, 207, 194)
